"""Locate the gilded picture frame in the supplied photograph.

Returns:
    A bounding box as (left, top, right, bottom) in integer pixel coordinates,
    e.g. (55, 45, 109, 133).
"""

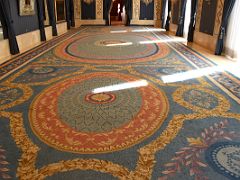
(19, 0, 35, 16)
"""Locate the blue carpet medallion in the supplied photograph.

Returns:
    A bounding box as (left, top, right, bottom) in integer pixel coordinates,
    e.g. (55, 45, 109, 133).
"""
(0, 26, 239, 180)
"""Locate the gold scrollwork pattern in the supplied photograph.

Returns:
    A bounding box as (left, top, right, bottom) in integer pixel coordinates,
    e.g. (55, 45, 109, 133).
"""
(0, 84, 32, 111)
(195, 0, 203, 31)
(38, 159, 131, 179)
(173, 85, 231, 114)
(74, 0, 81, 19)
(195, 0, 225, 37)
(214, 0, 224, 36)
(96, 0, 103, 19)
(133, 0, 140, 20)
(154, 0, 161, 20)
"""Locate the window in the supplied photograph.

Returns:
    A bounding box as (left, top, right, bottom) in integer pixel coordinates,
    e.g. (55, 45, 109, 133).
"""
(55, 0, 66, 22)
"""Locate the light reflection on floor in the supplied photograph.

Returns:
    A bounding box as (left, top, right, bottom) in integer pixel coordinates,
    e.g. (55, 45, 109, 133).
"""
(108, 26, 240, 79)
(161, 62, 240, 83)
(92, 80, 148, 93)
(106, 42, 133, 47)
(139, 38, 186, 44)
(101, 38, 186, 47)
(110, 28, 166, 34)
(187, 42, 240, 79)
(147, 27, 240, 79)
(162, 66, 225, 83)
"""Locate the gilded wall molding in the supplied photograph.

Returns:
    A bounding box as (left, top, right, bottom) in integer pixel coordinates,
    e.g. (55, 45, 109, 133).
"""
(154, 0, 161, 20)
(74, 0, 160, 26)
(132, 0, 140, 20)
(195, 0, 203, 31)
(132, 0, 160, 26)
(74, 0, 104, 25)
(214, 0, 224, 36)
(195, 0, 224, 37)
(74, 0, 81, 19)
(96, 0, 103, 19)
(193, 0, 225, 52)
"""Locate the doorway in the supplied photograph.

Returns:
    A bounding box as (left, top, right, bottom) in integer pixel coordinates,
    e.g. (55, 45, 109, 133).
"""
(110, 0, 125, 25)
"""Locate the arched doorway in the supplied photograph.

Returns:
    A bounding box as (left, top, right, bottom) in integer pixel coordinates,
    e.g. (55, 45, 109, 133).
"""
(110, 0, 125, 25)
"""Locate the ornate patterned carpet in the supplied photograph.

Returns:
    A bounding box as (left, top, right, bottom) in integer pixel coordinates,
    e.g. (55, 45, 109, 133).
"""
(0, 26, 240, 180)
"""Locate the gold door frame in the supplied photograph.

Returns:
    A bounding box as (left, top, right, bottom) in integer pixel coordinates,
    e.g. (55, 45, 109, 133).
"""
(74, 0, 162, 26)
(132, 0, 161, 26)
(194, 0, 225, 51)
(195, 0, 224, 37)
(74, 0, 104, 26)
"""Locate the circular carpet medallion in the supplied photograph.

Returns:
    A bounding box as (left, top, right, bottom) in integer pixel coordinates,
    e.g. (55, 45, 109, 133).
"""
(54, 34, 170, 64)
(29, 67, 56, 74)
(29, 72, 169, 153)
(205, 142, 240, 179)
